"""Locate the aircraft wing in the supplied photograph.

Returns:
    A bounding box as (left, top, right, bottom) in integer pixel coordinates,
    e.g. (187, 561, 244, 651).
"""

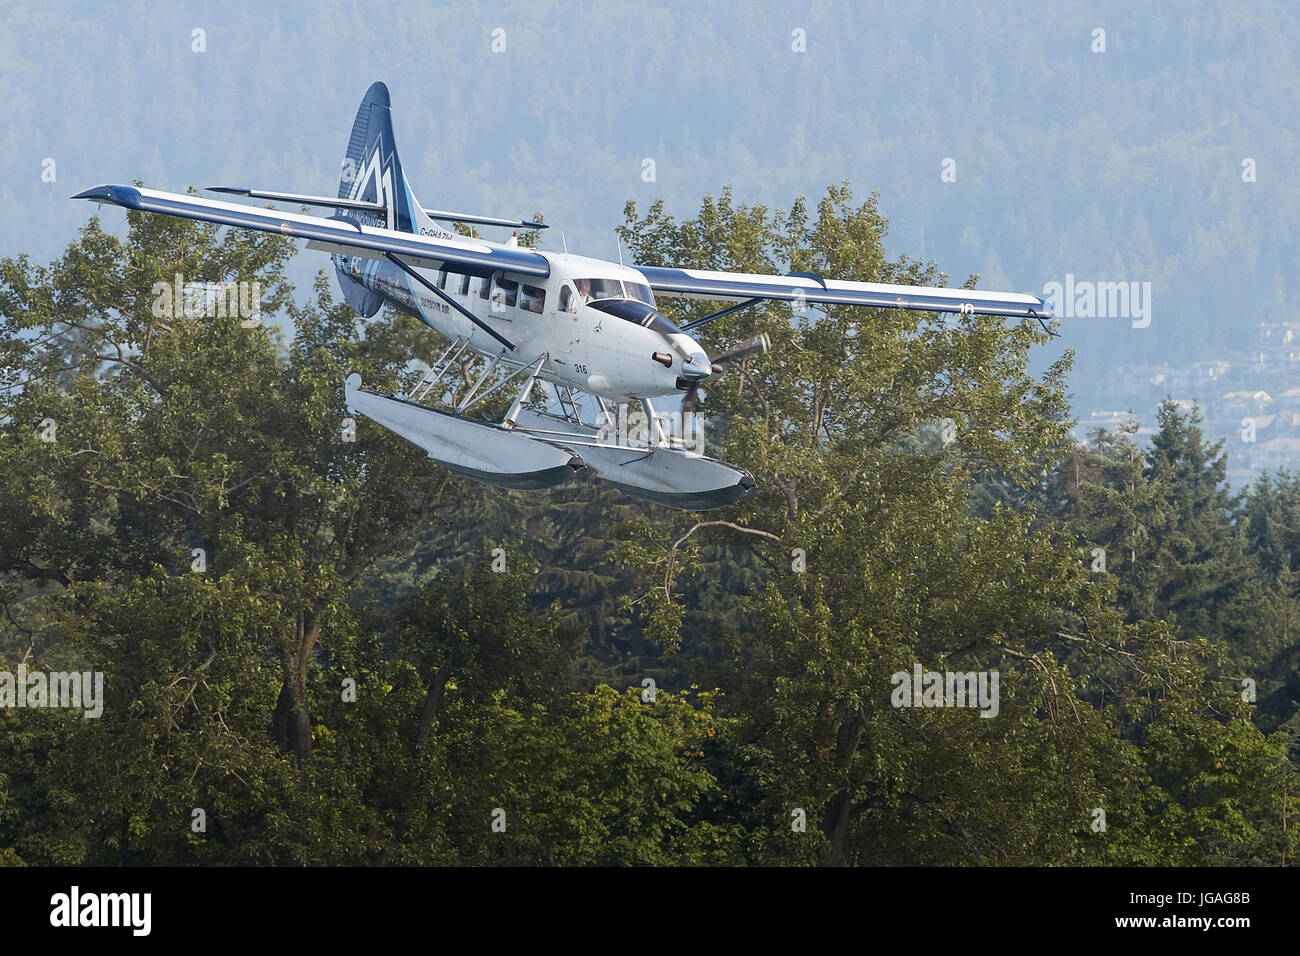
(72, 184, 550, 279)
(634, 265, 1051, 319)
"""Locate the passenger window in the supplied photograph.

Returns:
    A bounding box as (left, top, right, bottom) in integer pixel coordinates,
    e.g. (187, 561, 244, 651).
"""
(478, 275, 491, 300)
(458, 274, 471, 296)
(520, 284, 545, 314)
(496, 277, 518, 308)
(437, 268, 449, 290)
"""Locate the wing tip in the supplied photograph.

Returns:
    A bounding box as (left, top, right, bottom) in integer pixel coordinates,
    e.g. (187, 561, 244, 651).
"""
(71, 184, 143, 208)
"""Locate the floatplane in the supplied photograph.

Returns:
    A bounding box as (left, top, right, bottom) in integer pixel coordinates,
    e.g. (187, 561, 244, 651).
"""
(75, 82, 1052, 509)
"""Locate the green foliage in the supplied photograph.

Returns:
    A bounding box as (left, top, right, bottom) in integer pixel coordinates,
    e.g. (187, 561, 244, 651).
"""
(1, 184, 1296, 866)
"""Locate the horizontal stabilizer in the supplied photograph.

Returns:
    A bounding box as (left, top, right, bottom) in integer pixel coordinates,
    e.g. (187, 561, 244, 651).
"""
(207, 186, 386, 214)
(423, 208, 548, 230)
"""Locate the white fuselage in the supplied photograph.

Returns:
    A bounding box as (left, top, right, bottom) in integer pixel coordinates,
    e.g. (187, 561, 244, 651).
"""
(338, 249, 710, 401)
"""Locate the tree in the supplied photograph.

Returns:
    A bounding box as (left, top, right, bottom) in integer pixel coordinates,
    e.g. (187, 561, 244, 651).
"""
(2, 184, 1294, 866)
(616, 186, 1296, 865)
(0, 201, 734, 865)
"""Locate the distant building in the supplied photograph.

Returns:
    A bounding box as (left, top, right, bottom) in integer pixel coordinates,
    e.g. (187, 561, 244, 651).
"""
(1080, 410, 1138, 431)
(1078, 348, 1300, 489)
(1272, 386, 1300, 412)
(1249, 437, 1300, 472)
(1115, 364, 1174, 394)
(1215, 389, 1273, 418)
(1189, 360, 1231, 386)
(1258, 321, 1300, 348)
(1249, 352, 1296, 374)
(1254, 323, 1300, 369)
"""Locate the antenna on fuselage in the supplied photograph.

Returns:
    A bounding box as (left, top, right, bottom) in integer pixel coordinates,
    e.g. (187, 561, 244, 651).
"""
(616, 233, 624, 266)
(561, 231, 568, 255)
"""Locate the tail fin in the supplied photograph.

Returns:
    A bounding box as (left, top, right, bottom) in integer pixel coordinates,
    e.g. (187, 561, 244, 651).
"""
(336, 81, 446, 237)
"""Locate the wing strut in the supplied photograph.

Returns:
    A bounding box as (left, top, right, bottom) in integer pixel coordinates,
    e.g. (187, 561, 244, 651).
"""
(382, 252, 517, 352)
(680, 297, 765, 333)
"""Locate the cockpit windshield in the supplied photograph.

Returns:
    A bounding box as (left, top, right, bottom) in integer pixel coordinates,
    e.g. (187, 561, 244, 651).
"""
(625, 282, 655, 305)
(578, 278, 623, 300)
(574, 278, 656, 305)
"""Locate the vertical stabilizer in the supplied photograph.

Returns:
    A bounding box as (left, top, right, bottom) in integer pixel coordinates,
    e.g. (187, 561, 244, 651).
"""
(336, 81, 447, 238)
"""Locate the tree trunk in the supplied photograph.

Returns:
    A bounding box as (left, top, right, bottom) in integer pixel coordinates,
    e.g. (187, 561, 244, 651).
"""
(820, 790, 853, 866)
(415, 669, 450, 745)
(272, 608, 319, 760)
(819, 710, 868, 865)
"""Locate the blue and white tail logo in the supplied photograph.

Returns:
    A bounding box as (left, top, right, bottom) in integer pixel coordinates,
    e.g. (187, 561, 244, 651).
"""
(336, 81, 450, 238)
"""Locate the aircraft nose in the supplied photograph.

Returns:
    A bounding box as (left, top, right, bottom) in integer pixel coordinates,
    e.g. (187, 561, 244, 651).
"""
(679, 352, 712, 381)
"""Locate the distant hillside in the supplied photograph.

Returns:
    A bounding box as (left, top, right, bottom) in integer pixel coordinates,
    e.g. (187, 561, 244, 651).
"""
(4, 0, 1295, 450)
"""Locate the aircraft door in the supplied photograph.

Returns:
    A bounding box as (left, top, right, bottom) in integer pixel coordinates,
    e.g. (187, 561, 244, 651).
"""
(554, 282, 578, 354)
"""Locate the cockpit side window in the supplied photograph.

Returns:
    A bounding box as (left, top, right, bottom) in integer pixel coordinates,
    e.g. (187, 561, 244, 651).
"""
(559, 285, 573, 312)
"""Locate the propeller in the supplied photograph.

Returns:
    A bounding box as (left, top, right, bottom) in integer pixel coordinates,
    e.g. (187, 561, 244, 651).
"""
(682, 333, 770, 413)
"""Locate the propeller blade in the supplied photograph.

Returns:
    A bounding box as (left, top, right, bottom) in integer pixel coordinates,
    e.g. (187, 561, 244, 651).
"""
(682, 382, 701, 414)
(681, 333, 767, 412)
(709, 333, 770, 371)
